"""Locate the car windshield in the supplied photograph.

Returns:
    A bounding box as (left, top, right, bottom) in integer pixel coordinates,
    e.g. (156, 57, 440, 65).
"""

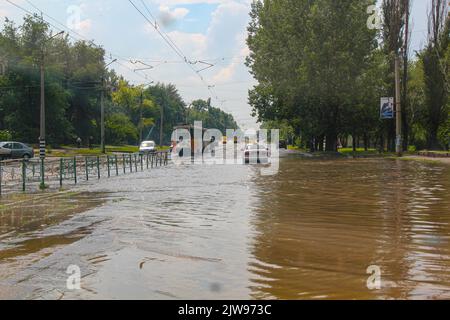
(247, 145, 265, 150)
(141, 142, 155, 147)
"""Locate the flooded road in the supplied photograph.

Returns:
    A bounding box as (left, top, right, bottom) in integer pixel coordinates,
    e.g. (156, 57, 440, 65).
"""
(0, 155, 450, 299)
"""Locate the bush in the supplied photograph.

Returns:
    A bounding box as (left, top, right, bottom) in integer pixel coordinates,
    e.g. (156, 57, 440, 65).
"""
(106, 113, 139, 145)
(0, 130, 12, 141)
(438, 118, 450, 151)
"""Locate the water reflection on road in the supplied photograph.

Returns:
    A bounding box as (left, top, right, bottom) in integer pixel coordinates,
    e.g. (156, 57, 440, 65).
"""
(0, 155, 449, 299)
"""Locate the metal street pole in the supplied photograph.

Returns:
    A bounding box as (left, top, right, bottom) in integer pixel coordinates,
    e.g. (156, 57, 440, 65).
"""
(39, 51, 45, 189)
(101, 76, 105, 154)
(101, 59, 117, 154)
(395, 56, 402, 157)
(402, 0, 410, 151)
(160, 103, 164, 147)
(39, 31, 64, 189)
(40, 50, 45, 155)
(138, 82, 153, 144)
(139, 90, 143, 144)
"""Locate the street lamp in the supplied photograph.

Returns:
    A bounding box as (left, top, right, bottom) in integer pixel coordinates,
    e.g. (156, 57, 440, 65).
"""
(39, 30, 64, 189)
(101, 59, 117, 154)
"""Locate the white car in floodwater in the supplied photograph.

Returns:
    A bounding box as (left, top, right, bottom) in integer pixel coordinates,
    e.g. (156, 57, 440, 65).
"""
(139, 141, 156, 154)
(243, 144, 270, 164)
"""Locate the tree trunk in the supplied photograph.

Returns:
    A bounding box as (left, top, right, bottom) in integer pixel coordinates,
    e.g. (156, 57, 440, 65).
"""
(378, 133, 384, 153)
(363, 133, 369, 151)
(318, 135, 324, 152)
(427, 129, 441, 150)
(309, 137, 315, 153)
(325, 133, 337, 152)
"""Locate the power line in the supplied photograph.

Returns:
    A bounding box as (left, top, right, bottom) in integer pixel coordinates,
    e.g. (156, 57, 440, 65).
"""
(23, 0, 145, 64)
(6, 0, 238, 116)
(139, 0, 186, 60)
(26, 0, 244, 76)
(128, 0, 230, 113)
(128, 0, 186, 62)
(23, 0, 134, 63)
(126, 55, 246, 64)
(6, 0, 156, 86)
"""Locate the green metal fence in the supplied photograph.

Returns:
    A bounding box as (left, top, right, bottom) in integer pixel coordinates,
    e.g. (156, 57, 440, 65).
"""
(0, 151, 169, 196)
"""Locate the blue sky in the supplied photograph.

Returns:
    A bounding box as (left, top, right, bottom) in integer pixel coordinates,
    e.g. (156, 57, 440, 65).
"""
(0, 0, 431, 129)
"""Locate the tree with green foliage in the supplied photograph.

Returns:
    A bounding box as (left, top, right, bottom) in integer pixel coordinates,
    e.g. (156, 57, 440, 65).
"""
(187, 99, 238, 133)
(420, 1, 449, 149)
(145, 83, 186, 145)
(0, 15, 238, 148)
(0, 16, 73, 144)
(247, 0, 379, 151)
(112, 79, 157, 144)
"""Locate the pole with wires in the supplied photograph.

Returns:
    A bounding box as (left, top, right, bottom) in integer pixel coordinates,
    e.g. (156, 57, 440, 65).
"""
(395, 56, 402, 157)
(101, 59, 117, 154)
(39, 30, 64, 189)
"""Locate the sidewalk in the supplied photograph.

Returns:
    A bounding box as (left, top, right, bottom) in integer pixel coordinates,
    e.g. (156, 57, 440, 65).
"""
(402, 155, 450, 165)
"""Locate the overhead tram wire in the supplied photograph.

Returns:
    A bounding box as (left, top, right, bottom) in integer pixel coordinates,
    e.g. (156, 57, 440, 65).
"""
(139, 0, 186, 60)
(17, 0, 153, 83)
(27, 0, 242, 70)
(24, 0, 234, 110)
(128, 0, 231, 112)
(24, 0, 143, 64)
(7, 0, 235, 115)
(128, 0, 185, 62)
(130, 0, 212, 85)
(6, 0, 155, 87)
(23, 0, 137, 64)
(18, 0, 215, 91)
(138, 0, 216, 73)
(120, 55, 246, 66)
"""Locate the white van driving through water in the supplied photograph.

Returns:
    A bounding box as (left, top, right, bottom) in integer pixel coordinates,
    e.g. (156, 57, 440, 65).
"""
(139, 141, 156, 154)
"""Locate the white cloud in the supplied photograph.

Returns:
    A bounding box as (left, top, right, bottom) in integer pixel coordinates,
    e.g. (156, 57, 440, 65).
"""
(66, 3, 93, 35)
(152, 0, 226, 5)
(150, 0, 252, 8)
(147, 0, 256, 127)
(166, 30, 207, 57)
(75, 18, 92, 33)
(158, 5, 189, 27)
(0, 9, 9, 18)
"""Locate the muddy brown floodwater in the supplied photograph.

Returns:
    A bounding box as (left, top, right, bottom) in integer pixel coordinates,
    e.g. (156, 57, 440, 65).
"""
(0, 155, 449, 299)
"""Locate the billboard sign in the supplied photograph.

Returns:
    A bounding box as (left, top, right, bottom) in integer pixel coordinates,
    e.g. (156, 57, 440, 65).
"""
(380, 97, 394, 119)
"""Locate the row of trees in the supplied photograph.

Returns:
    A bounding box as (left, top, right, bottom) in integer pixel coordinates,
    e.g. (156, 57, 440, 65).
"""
(246, 0, 449, 151)
(0, 16, 238, 147)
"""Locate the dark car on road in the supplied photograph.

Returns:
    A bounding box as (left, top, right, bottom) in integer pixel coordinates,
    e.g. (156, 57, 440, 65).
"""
(0, 142, 35, 160)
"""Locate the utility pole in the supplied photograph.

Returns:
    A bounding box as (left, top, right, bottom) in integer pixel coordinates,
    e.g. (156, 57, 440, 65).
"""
(39, 31, 64, 189)
(40, 50, 45, 156)
(139, 89, 143, 143)
(160, 104, 164, 147)
(101, 76, 105, 153)
(100, 59, 117, 154)
(39, 50, 45, 189)
(402, 0, 410, 150)
(395, 56, 402, 157)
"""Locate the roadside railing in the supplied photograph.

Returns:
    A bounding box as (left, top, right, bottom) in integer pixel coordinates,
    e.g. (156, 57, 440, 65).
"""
(0, 151, 169, 196)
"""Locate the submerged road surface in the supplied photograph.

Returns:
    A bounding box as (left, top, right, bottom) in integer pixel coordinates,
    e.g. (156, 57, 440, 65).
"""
(1, 155, 450, 299)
